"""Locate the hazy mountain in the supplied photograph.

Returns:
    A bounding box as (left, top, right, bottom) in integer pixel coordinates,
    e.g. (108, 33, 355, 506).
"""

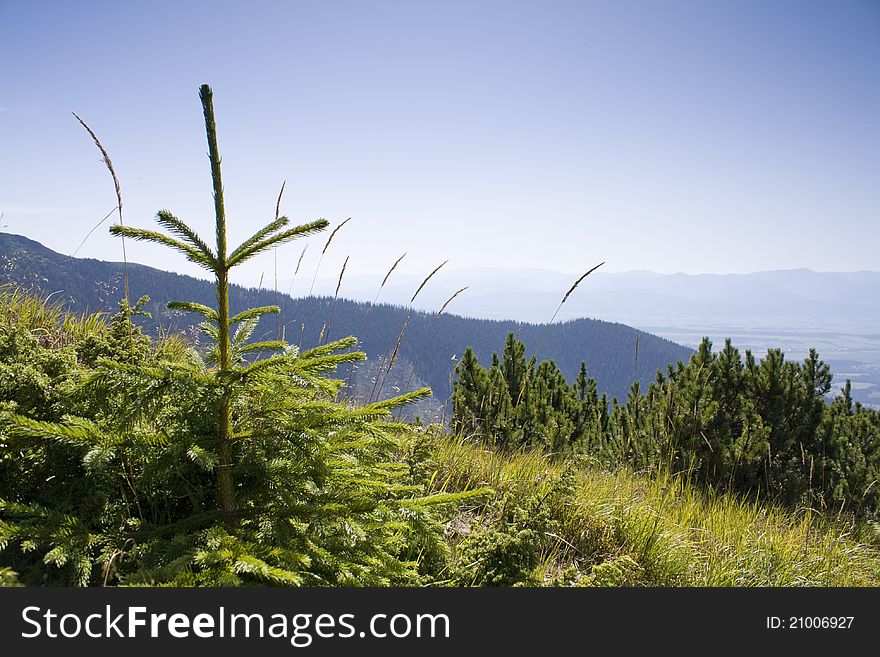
(313, 265, 880, 331)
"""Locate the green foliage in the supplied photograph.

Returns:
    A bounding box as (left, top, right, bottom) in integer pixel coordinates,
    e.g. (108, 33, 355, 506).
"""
(455, 522, 541, 586)
(0, 325, 78, 418)
(429, 432, 880, 586)
(453, 334, 880, 516)
(0, 567, 21, 587)
(0, 85, 478, 587)
(0, 280, 878, 586)
(579, 554, 644, 587)
(450, 463, 594, 587)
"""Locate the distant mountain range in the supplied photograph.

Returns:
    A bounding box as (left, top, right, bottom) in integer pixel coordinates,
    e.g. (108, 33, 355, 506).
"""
(312, 265, 880, 331)
(0, 233, 693, 418)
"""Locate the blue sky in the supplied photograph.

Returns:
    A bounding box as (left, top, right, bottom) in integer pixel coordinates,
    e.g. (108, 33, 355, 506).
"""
(1, 0, 878, 289)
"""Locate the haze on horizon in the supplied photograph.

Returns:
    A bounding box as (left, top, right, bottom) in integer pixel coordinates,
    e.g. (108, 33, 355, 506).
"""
(1, 0, 878, 285)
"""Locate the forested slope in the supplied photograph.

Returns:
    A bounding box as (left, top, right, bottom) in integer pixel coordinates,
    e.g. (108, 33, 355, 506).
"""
(0, 232, 692, 404)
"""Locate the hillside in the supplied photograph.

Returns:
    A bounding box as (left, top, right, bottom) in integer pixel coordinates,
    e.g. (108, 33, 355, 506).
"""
(0, 232, 692, 409)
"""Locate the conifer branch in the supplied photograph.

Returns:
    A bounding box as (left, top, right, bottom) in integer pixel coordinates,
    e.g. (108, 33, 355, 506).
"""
(167, 301, 219, 322)
(227, 216, 289, 264)
(229, 306, 280, 325)
(228, 220, 328, 267)
(155, 210, 217, 267)
(300, 336, 359, 358)
(239, 340, 288, 354)
(109, 225, 212, 269)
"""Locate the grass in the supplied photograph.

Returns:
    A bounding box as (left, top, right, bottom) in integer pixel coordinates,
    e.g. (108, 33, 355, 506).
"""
(0, 284, 193, 364)
(0, 284, 108, 345)
(423, 432, 880, 586)
(71, 111, 129, 304)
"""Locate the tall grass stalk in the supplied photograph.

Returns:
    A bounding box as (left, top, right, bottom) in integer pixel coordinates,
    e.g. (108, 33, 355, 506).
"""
(323, 254, 349, 343)
(70, 112, 139, 355)
(308, 217, 350, 297)
(436, 286, 468, 317)
(375, 252, 406, 304)
(514, 261, 604, 406)
(69, 206, 119, 259)
(370, 260, 448, 403)
(410, 260, 448, 304)
(71, 113, 129, 306)
(0, 284, 107, 345)
(273, 181, 286, 339)
(548, 261, 604, 325)
(301, 217, 350, 348)
(287, 245, 308, 296)
(395, 285, 470, 417)
(633, 329, 640, 384)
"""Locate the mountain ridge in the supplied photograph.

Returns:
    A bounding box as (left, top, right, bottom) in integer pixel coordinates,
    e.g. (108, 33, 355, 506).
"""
(0, 232, 694, 414)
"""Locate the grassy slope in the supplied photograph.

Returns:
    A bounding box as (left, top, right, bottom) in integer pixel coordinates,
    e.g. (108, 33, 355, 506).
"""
(422, 433, 880, 586)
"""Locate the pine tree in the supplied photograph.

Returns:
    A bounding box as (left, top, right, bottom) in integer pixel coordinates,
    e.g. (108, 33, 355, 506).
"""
(450, 325, 880, 516)
(0, 84, 483, 586)
(501, 332, 528, 405)
(484, 358, 513, 446)
(112, 84, 334, 525)
(451, 346, 488, 437)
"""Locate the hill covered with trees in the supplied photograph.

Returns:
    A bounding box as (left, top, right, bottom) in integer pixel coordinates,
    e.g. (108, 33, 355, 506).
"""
(0, 232, 692, 410)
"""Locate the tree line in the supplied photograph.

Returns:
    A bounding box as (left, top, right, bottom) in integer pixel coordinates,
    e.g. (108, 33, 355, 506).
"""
(453, 333, 880, 514)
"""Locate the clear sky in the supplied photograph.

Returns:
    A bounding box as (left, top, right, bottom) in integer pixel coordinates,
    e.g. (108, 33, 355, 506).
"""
(2, 0, 878, 288)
